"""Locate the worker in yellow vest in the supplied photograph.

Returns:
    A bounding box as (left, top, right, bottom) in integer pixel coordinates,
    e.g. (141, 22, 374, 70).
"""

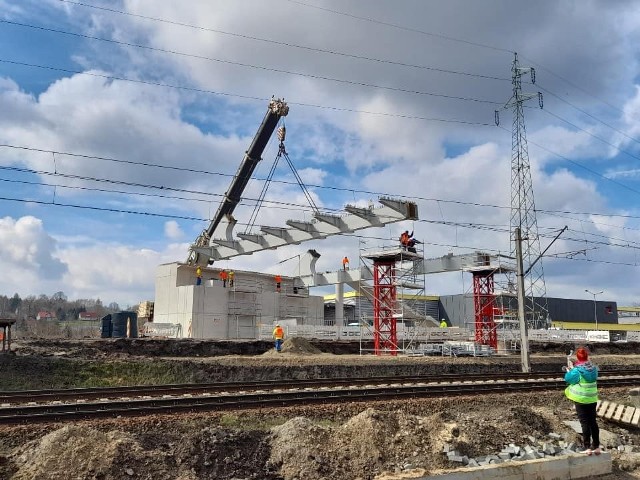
(195, 266, 202, 286)
(564, 347, 600, 455)
(440, 318, 448, 328)
(273, 323, 284, 352)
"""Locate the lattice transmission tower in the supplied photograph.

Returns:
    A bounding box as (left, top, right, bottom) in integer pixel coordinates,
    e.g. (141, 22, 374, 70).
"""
(496, 53, 550, 329)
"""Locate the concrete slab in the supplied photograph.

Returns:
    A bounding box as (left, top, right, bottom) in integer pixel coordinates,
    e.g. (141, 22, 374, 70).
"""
(621, 406, 635, 424)
(420, 453, 611, 479)
(568, 451, 612, 478)
(596, 400, 609, 416)
(604, 402, 618, 419)
(613, 404, 625, 421)
(632, 408, 640, 427)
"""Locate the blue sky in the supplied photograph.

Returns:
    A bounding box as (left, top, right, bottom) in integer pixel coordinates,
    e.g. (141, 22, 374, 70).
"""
(1, 0, 640, 309)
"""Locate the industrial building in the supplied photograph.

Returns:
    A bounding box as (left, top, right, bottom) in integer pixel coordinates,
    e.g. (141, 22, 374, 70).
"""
(153, 262, 324, 339)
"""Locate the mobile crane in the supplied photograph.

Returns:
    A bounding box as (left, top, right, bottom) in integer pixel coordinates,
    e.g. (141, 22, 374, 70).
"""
(188, 97, 289, 266)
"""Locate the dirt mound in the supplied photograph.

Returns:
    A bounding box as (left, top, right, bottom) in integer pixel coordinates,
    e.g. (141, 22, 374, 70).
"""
(263, 337, 323, 356)
(9, 425, 163, 480)
(269, 408, 446, 479)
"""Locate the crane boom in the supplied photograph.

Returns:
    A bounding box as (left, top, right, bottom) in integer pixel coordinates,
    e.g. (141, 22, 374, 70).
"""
(188, 98, 289, 265)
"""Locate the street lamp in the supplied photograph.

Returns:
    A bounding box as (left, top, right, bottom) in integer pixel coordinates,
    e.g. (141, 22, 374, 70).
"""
(585, 289, 603, 330)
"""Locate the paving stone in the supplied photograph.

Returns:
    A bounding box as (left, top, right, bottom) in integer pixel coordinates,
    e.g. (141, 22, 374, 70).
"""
(605, 402, 618, 419)
(449, 455, 470, 465)
(613, 404, 625, 421)
(597, 400, 610, 416)
(632, 409, 640, 427)
(622, 406, 635, 424)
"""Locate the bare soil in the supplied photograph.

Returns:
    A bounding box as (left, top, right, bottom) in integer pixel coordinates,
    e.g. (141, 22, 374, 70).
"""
(1, 337, 639, 479)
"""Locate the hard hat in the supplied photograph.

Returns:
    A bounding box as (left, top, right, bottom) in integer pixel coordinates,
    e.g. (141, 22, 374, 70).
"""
(275, 323, 280, 327)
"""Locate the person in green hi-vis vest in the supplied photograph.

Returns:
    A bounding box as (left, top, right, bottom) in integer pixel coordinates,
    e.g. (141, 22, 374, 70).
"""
(564, 346, 601, 455)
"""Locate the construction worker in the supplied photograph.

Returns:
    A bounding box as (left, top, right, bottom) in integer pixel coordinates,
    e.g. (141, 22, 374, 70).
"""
(219, 269, 228, 288)
(273, 323, 284, 352)
(440, 318, 448, 328)
(195, 266, 203, 286)
(400, 230, 420, 253)
(400, 231, 409, 248)
(275, 274, 282, 292)
(228, 270, 235, 288)
(342, 256, 349, 271)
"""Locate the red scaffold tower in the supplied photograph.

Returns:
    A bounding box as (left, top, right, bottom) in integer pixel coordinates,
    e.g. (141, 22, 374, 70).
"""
(472, 269, 497, 350)
(372, 260, 398, 356)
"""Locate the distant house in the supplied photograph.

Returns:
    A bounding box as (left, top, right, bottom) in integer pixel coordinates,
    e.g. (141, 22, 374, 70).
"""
(36, 311, 56, 321)
(78, 312, 99, 321)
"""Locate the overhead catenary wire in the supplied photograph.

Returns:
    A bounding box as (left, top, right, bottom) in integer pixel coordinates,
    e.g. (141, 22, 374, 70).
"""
(6, 137, 640, 234)
(1, 10, 638, 233)
(0, 59, 495, 127)
(54, 0, 511, 82)
(0, 21, 504, 106)
(45, 0, 636, 151)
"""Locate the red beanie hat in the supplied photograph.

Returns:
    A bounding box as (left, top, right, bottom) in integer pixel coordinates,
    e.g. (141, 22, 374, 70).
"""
(576, 347, 589, 362)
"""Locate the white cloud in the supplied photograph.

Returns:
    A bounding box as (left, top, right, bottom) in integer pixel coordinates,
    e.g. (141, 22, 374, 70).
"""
(164, 220, 184, 240)
(1, 1, 640, 307)
(0, 216, 67, 280)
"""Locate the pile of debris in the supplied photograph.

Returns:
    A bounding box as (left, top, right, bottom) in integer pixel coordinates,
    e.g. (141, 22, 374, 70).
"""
(263, 337, 323, 356)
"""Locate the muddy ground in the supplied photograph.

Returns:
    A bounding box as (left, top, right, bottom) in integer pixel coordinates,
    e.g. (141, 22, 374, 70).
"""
(0, 338, 639, 479)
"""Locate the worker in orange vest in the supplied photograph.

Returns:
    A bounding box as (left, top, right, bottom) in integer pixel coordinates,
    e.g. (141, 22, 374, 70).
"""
(342, 256, 349, 271)
(275, 274, 282, 292)
(219, 269, 228, 288)
(273, 323, 284, 352)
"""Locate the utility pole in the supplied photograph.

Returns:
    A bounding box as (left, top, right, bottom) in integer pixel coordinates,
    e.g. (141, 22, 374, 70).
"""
(515, 227, 530, 373)
(585, 289, 603, 331)
(496, 53, 549, 330)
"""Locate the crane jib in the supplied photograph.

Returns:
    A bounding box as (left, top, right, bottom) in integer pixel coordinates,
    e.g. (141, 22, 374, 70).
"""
(204, 99, 289, 239)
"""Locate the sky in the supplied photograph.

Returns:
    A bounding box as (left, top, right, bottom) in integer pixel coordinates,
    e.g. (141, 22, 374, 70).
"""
(1, 0, 640, 309)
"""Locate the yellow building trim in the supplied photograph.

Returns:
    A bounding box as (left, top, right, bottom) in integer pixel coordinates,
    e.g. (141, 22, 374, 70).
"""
(324, 291, 439, 301)
(551, 321, 640, 331)
(618, 306, 640, 313)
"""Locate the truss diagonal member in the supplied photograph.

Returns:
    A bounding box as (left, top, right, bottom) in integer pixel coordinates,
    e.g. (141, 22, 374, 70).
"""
(260, 226, 297, 243)
(286, 220, 323, 238)
(344, 205, 382, 226)
(236, 233, 269, 246)
(313, 212, 349, 232)
(378, 197, 418, 219)
(209, 239, 243, 251)
(192, 246, 223, 261)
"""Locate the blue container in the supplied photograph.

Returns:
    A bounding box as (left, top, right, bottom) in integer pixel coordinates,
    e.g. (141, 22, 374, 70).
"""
(100, 314, 112, 338)
(111, 311, 138, 338)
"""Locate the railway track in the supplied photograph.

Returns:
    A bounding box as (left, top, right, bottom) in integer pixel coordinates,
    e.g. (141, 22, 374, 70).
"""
(1, 370, 639, 425)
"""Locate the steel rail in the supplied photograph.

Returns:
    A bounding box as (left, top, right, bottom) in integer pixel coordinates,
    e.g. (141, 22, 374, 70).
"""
(2, 369, 640, 404)
(0, 375, 639, 425)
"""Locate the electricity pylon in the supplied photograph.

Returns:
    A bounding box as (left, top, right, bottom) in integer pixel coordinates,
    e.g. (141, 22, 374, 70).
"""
(496, 52, 550, 329)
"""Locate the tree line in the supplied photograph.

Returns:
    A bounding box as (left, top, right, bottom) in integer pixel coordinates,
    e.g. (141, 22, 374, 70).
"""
(0, 292, 125, 321)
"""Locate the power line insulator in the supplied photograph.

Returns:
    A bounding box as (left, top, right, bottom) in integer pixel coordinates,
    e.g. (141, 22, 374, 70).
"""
(538, 92, 544, 109)
(494, 110, 500, 126)
(530, 67, 536, 84)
